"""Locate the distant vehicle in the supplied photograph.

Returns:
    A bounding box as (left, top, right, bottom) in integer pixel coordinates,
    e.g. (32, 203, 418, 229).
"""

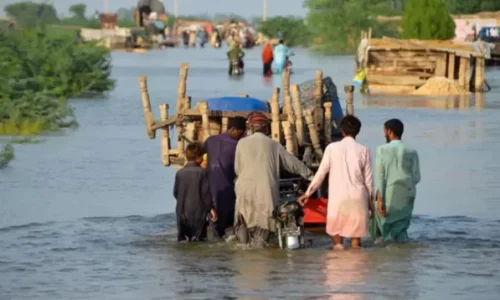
(476, 26, 500, 65)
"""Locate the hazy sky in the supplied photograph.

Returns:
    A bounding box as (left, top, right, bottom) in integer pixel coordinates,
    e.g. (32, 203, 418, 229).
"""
(0, 0, 307, 18)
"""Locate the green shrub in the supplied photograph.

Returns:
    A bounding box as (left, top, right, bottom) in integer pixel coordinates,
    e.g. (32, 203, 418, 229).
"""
(0, 144, 15, 169)
(0, 26, 114, 135)
(257, 16, 311, 47)
(402, 0, 455, 40)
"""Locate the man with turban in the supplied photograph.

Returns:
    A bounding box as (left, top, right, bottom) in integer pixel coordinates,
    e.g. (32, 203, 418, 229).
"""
(233, 113, 314, 247)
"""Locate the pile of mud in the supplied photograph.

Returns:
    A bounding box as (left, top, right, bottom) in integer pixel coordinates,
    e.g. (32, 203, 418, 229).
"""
(412, 77, 468, 96)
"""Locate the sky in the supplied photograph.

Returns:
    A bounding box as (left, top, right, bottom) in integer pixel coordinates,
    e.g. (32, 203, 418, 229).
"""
(0, 0, 307, 18)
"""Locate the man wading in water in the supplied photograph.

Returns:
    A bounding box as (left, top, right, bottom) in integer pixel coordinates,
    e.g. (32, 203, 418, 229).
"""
(370, 119, 420, 242)
(204, 117, 247, 239)
(233, 113, 314, 247)
(299, 116, 373, 250)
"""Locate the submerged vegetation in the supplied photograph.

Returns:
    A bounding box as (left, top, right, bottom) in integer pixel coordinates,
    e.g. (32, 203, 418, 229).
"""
(0, 27, 114, 136)
(0, 144, 15, 169)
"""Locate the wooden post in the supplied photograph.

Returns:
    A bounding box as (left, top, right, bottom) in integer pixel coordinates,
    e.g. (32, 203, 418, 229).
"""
(435, 54, 447, 77)
(475, 57, 485, 92)
(304, 109, 323, 160)
(323, 102, 332, 144)
(176, 123, 184, 156)
(281, 121, 294, 154)
(185, 122, 196, 144)
(282, 70, 291, 112)
(199, 101, 210, 142)
(282, 70, 297, 153)
(314, 70, 323, 131)
(177, 63, 189, 114)
(138, 76, 155, 139)
(464, 58, 470, 92)
(344, 85, 355, 116)
(447, 53, 455, 80)
(458, 57, 466, 88)
(270, 88, 281, 141)
(184, 96, 192, 110)
(291, 84, 305, 146)
(368, 27, 372, 39)
(221, 117, 229, 132)
(159, 104, 171, 166)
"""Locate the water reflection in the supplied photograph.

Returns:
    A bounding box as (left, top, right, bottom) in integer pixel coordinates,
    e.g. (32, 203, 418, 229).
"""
(230, 250, 274, 298)
(323, 250, 370, 300)
(362, 94, 485, 111)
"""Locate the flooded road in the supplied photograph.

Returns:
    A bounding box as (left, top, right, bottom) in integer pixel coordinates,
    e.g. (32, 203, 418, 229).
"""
(1, 47, 500, 299)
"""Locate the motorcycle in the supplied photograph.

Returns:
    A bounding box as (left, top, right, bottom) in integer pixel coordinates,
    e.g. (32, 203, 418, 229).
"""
(273, 178, 307, 250)
(230, 59, 243, 76)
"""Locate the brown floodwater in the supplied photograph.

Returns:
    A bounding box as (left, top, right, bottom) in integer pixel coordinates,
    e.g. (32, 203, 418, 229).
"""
(1, 47, 500, 300)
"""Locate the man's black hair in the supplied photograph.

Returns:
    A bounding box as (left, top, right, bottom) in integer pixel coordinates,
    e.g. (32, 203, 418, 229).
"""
(384, 118, 404, 138)
(279, 39, 284, 44)
(340, 115, 362, 137)
(228, 116, 247, 131)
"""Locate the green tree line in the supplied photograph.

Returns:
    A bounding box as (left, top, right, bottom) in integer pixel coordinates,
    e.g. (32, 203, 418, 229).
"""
(3, 2, 136, 29)
(257, 0, 498, 54)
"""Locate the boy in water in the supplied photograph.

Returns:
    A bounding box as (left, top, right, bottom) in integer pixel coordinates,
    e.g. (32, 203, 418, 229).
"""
(173, 142, 217, 242)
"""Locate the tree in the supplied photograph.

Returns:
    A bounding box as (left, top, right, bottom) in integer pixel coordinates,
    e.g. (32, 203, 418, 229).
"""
(69, 4, 86, 19)
(401, 0, 455, 40)
(304, 0, 398, 54)
(4, 2, 59, 28)
(257, 16, 310, 47)
(446, 0, 500, 14)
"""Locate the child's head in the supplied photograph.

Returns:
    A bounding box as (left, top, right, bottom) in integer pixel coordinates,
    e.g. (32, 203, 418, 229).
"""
(184, 142, 205, 165)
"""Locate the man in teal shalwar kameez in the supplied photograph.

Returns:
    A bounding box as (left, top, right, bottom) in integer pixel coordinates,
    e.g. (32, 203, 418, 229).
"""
(370, 119, 420, 242)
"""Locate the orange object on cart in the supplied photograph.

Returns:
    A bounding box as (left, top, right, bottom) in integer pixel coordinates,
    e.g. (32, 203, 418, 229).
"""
(302, 198, 327, 232)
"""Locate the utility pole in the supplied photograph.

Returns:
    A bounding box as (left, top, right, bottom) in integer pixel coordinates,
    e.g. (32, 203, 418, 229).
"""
(104, 0, 109, 14)
(263, 0, 267, 21)
(174, 0, 178, 18)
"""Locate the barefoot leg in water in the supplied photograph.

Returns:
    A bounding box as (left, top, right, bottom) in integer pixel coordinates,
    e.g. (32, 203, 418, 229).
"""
(332, 235, 344, 250)
(351, 238, 361, 249)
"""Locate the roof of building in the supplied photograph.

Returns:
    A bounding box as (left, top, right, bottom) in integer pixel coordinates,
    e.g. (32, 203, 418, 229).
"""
(365, 37, 492, 58)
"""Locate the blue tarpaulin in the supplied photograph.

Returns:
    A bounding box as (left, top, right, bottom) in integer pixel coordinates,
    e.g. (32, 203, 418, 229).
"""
(206, 97, 269, 112)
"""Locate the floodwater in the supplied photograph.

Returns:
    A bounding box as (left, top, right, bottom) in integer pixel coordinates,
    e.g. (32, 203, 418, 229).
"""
(2, 47, 500, 300)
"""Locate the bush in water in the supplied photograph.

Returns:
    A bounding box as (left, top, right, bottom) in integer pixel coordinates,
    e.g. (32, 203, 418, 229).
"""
(0, 144, 15, 169)
(0, 26, 115, 135)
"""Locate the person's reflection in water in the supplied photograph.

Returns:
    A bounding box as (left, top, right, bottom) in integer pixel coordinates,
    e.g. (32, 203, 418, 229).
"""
(231, 250, 273, 298)
(323, 251, 370, 299)
(321, 248, 419, 299)
(263, 75, 273, 86)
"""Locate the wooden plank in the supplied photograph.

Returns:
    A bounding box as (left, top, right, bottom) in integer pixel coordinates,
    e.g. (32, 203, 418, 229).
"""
(367, 74, 428, 86)
(369, 52, 438, 63)
(464, 58, 470, 91)
(367, 84, 417, 94)
(458, 57, 466, 88)
(448, 53, 456, 80)
(369, 51, 438, 61)
(368, 69, 434, 76)
(434, 54, 447, 76)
